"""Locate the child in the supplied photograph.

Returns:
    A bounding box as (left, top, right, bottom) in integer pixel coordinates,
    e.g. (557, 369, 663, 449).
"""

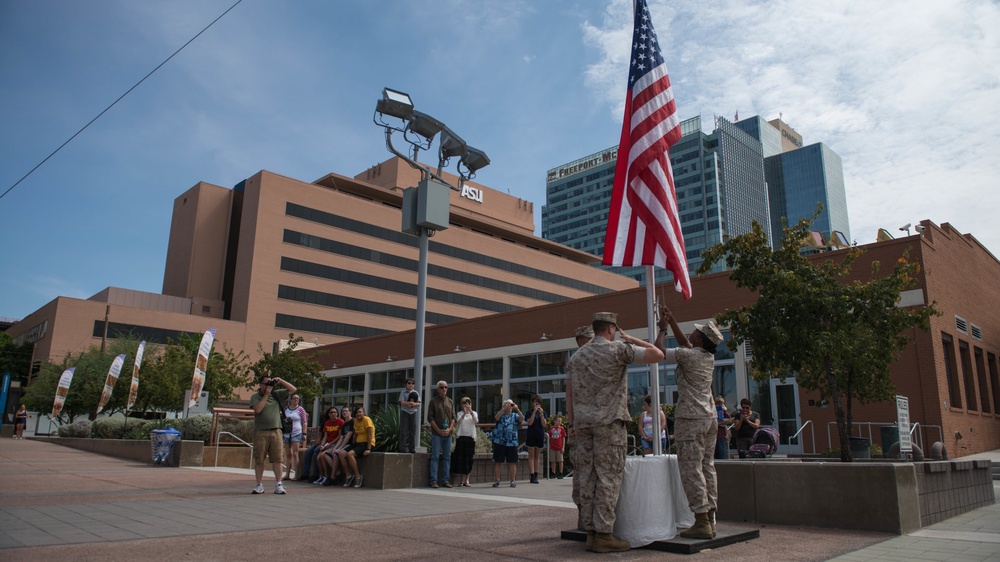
(548, 416, 568, 478)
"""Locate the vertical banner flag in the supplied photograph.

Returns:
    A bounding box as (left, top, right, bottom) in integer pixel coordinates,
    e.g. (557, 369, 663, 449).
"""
(0, 373, 10, 424)
(51, 367, 76, 419)
(189, 328, 216, 409)
(602, 0, 691, 299)
(96, 354, 127, 414)
(127, 341, 146, 410)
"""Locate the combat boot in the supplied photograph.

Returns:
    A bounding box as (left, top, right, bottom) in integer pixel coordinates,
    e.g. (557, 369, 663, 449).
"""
(592, 532, 630, 553)
(585, 531, 595, 551)
(708, 508, 717, 537)
(679, 512, 714, 540)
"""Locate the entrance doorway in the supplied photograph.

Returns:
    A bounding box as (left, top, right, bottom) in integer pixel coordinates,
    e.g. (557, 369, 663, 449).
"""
(769, 378, 802, 454)
(541, 392, 566, 418)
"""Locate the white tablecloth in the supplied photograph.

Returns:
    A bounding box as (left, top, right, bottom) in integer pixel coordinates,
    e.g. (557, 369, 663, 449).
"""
(613, 455, 695, 547)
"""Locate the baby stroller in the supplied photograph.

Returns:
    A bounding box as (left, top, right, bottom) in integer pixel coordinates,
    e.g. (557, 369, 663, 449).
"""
(747, 426, 780, 458)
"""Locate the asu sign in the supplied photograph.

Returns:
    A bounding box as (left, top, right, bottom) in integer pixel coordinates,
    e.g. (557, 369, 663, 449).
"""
(461, 185, 483, 203)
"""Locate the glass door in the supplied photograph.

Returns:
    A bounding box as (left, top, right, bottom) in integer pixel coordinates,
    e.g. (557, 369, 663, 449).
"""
(541, 392, 567, 418)
(769, 378, 802, 454)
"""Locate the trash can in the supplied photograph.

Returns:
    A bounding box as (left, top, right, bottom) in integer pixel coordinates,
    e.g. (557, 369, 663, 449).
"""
(880, 425, 900, 457)
(848, 437, 871, 459)
(151, 428, 181, 465)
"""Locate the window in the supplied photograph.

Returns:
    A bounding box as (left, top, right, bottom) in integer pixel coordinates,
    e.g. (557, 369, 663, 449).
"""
(510, 355, 537, 379)
(975, 347, 990, 414)
(538, 351, 568, 376)
(959, 340, 977, 411)
(988, 353, 999, 415)
(942, 334, 961, 408)
(455, 362, 478, 384)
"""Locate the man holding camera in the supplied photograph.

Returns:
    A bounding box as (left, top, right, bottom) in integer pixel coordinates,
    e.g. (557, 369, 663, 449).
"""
(250, 375, 297, 495)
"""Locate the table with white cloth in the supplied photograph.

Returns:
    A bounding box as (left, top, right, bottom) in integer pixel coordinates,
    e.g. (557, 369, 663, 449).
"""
(613, 455, 695, 547)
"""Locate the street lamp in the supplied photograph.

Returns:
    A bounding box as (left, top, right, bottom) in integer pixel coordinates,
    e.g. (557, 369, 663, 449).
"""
(372, 88, 490, 450)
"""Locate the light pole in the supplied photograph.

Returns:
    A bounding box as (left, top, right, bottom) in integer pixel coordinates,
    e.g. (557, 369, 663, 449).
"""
(372, 88, 490, 445)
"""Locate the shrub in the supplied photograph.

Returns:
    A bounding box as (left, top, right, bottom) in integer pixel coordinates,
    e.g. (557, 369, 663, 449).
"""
(179, 414, 213, 443)
(473, 427, 492, 454)
(217, 417, 254, 444)
(91, 417, 126, 439)
(126, 425, 151, 440)
(372, 405, 400, 452)
(58, 420, 91, 438)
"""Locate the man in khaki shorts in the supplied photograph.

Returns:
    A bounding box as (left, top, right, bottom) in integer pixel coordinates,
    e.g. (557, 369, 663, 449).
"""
(250, 375, 297, 494)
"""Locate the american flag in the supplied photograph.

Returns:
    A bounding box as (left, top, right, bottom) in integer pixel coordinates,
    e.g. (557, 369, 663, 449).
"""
(602, 0, 690, 299)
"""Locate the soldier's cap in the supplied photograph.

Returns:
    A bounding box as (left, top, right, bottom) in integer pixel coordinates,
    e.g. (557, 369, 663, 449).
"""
(593, 312, 618, 324)
(575, 325, 595, 338)
(694, 320, 724, 345)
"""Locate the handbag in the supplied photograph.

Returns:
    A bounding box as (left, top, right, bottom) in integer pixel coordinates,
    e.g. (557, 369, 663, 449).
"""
(275, 391, 293, 434)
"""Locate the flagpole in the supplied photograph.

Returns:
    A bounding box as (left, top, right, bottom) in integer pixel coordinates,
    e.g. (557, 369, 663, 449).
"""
(645, 265, 663, 455)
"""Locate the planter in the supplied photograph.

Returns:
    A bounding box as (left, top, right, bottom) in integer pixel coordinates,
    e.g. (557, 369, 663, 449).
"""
(849, 437, 871, 459)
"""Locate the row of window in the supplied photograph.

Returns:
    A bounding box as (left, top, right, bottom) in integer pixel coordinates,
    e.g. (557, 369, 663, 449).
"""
(323, 338, 739, 423)
(286, 203, 614, 295)
(277, 285, 463, 326)
(280, 256, 519, 314)
(284, 230, 572, 305)
(942, 332, 1000, 414)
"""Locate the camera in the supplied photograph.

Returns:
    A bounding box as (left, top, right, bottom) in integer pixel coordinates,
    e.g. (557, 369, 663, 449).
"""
(265, 379, 278, 387)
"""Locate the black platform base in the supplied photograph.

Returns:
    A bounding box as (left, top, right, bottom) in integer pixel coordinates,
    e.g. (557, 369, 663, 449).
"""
(560, 525, 760, 555)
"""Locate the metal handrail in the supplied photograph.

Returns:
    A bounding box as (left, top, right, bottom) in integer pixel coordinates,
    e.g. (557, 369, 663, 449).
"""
(825, 421, 941, 453)
(215, 431, 253, 468)
(788, 420, 815, 454)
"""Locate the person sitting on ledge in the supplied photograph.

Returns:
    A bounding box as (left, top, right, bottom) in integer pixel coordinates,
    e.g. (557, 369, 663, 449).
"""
(338, 404, 375, 489)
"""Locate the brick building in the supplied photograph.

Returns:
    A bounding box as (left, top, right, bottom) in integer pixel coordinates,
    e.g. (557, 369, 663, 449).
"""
(304, 219, 1000, 457)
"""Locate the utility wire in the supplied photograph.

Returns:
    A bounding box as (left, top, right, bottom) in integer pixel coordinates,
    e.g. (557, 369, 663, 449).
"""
(0, 0, 245, 202)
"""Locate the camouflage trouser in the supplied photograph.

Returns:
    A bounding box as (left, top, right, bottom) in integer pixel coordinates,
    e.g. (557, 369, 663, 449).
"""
(675, 416, 718, 514)
(574, 421, 627, 534)
(570, 440, 581, 517)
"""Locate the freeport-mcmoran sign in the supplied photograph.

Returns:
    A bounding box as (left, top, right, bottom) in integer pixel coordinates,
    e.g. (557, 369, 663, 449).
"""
(546, 146, 619, 184)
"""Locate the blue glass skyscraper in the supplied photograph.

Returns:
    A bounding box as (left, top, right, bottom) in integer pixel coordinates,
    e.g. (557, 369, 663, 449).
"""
(543, 116, 769, 283)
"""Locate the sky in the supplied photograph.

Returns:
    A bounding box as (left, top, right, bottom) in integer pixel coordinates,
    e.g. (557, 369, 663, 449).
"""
(2, 0, 998, 321)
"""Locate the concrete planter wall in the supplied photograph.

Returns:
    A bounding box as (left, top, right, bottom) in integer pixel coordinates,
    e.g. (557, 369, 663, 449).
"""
(917, 459, 995, 526)
(38, 436, 204, 467)
(717, 459, 994, 534)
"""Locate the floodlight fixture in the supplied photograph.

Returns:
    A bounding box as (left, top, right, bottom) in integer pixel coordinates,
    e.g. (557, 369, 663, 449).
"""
(437, 128, 468, 174)
(438, 128, 468, 160)
(458, 146, 490, 179)
(375, 88, 414, 121)
(405, 110, 446, 146)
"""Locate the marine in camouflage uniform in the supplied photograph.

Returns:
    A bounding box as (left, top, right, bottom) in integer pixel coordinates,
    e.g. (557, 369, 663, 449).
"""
(566, 325, 594, 526)
(657, 306, 723, 539)
(567, 312, 663, 547)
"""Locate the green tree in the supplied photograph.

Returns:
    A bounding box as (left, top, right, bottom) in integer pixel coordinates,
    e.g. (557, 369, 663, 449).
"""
(21, 346, 113, 423)
(21, 333, 252, 423)
(0, 331, 34, 388)
(698, 215, 937, 461)
(131, 333, 251, 413)
(246, 334, 324, 407)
